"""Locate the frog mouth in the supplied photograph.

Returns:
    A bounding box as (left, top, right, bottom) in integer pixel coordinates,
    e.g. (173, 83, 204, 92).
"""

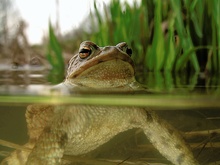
(67, 47, 134, 79)
(69, 59, 135, 88)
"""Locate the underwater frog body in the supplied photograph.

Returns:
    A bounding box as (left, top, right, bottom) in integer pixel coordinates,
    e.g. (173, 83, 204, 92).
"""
(1, 41, 199, 165)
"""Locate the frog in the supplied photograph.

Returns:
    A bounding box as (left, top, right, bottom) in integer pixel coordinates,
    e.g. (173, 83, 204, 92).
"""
(1, 41, 199, 165)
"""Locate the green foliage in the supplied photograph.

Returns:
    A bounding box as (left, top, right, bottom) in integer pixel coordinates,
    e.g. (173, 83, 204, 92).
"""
(88, 0, 220, 73)
(206, 0, 220, 72)
(90, 0, 149, 64)
(46, 22, 65, 83)
(149, 0, 164, 71)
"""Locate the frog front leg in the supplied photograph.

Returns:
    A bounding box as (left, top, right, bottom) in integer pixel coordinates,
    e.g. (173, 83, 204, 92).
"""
(140, 110, 199, 165)
(26, 128, 67, 165)
(26, 105, 106, 164)
(26, 105, 75, 164)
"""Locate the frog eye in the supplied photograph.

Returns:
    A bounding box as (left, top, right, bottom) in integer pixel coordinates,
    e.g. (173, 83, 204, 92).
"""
(116, 42, 132, 57)
(126, 48, 132, 56)
(121, 47, 132, 57)
(79, 47, 92, 59)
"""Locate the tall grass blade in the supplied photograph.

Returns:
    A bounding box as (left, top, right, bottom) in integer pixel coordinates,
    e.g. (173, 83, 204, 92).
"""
(170, 0, 200, 72)
(213, 0, 220, 72)
(164, 16, 175, 71)
(46, 22, 65, 83)
(151, 0, 164, 71)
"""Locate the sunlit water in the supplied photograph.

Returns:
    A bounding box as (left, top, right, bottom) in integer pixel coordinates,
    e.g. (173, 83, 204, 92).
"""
(0, 66, 220, 164)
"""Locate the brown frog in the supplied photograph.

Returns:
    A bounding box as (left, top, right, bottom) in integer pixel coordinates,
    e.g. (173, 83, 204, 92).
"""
(1, 41, 199, 165)
(57, 41, 143, 93)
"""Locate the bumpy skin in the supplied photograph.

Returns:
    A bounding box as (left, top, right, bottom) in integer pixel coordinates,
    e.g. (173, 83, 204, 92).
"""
(27, 105, 199, 165)
(1, 41, 199, 165)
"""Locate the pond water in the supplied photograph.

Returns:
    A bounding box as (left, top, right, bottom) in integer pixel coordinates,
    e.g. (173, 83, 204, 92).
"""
(0, 67, 220, 165)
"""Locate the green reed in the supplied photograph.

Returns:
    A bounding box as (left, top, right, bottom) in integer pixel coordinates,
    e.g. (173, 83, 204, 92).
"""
(88, 0, 220, 73)
(46, 22, 65, 83)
